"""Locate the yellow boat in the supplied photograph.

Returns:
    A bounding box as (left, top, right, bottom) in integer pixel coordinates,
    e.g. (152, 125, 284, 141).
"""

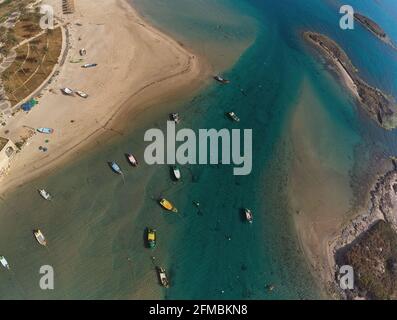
(159, 198, 178, 213)
(147, 228, 156, 249)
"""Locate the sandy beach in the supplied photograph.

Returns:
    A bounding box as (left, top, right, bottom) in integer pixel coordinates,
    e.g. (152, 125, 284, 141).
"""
(0, 0, 210, 195)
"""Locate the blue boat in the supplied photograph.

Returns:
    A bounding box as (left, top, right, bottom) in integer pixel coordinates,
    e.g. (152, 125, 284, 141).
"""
(37, 127, 54, 134)
(109, 161, 123, 175)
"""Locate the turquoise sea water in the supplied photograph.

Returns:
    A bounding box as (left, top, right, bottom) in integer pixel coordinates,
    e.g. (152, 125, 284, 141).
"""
(0, 0, 397, 299)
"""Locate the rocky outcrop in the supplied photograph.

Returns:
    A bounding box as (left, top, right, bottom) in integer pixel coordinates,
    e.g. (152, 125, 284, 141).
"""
(354, 13, 386, 39)
(304, 31, 397, 130)
(330, 160, 397, 299)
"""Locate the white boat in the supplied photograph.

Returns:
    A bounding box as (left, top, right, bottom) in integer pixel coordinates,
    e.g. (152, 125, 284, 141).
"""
(227, 112, 240, 122)
(245, 208, 253, 223)
(214, 75, 230, 84)
(75, 90, 88, 98)
(34, 229, 47, 246)
(0, 256, 10, 270)
(38, 189, 52, 201)
(82, 63, 97, 68)
(172, 166, 181, 180)
(126, 153, 138, 166)
(156, 267, 170, 288)
(61, 87, 74, 95)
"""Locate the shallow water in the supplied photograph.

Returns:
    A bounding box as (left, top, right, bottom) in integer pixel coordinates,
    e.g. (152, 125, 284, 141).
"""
(1, 0, 397, 299)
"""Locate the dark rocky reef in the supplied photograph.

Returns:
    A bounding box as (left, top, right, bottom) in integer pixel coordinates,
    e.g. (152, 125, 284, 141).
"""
(354, 13, 387, 39)
(304, 31, 397, 130)
(332, 160, 397, 299)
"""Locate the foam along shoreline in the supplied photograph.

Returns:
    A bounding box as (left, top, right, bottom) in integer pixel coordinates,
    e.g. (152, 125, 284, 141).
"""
(0, 0, 211, 194)
(304, 31, 397, 130)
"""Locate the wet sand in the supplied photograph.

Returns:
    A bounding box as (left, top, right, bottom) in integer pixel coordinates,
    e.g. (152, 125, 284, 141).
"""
(287, 79, 357, 293)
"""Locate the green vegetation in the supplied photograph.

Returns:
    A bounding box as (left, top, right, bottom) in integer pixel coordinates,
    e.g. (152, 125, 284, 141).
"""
(340, 221, 397, 299)
(1, 2, 63, 106)
(1, 27, 62, 105)
(1, 1, 41, 56)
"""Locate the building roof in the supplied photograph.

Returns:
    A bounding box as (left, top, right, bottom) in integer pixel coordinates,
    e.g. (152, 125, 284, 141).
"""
(0, 137, 10, 150)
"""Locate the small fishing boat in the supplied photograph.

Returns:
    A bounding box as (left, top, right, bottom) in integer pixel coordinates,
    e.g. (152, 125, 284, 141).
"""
(170, 113, 180, 123)
(244, 208, 253, 223)
(37, 127, 54, 134)
(227, 112, 240, 122)
(159, 198, 178, 213)
(75, 90, 88, 98)
(214, 75, 230, 84)
(146, 228, 156, 249)
(82, 63, 97, 68)
(172, 166, 181, 180)
(126, 153, 138, 166)
(156, 266, 170, 288)
(61, 87, 74, 95)
(34, 229, 47, 246)
(109, 161, 123, 175)
(38, 189, 52, 201)
(0, 256, 10, 270)
(79, 48, 87, 56)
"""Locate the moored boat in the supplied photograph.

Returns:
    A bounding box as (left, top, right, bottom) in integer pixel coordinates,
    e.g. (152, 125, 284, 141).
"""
(146, 228, 156, 249)
(126, 153, 138, 166)
(227, 112, 240, 122)
(159, 198, 178, 213)
(38, 189, 52, 201)
(244, 208, 253, 223)
(0, 255, 10, 270)
(37, 127, 54, 134)
(61, 87, 74, 95)
(82, 63, 98, 68)
(156, 266, 170, 288)
(214, 75, 230, 84)
(109, 161, 123, 175)
(172, 166, 181, 180)
(170, 113, 180, 123)
(34, 229, 47, 246)
(75, 90, 88, 98)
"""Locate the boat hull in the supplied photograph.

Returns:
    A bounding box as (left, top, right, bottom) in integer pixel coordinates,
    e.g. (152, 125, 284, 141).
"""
(0, 256, 10, 270)
(126, 154, 138, 166)
(147, 228, 156, 249)
(156, 267, 170, 288)
(159, 199, 178, 213)
(109, 162, 123, 174)
(214, 75, 230, 84)
(244, 209, 253, 223)
(37, 128, 54, 134)
(172, 166, 181, 180)
(38, 189, 51, 201)
(34, 230, 47, 246)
